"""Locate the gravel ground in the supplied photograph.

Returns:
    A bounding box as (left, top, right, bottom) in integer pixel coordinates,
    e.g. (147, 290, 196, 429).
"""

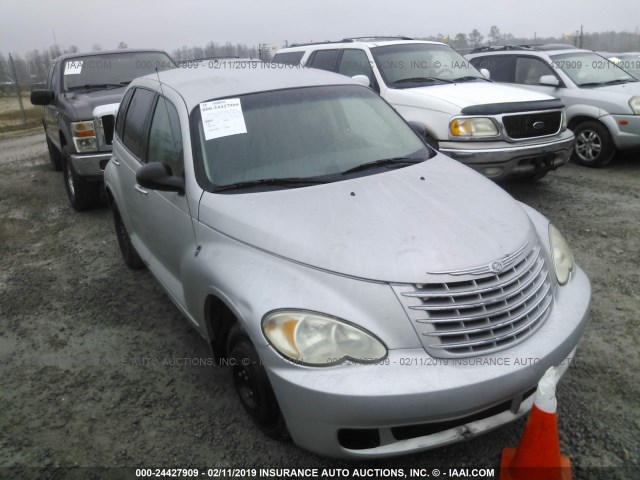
(0, 131, 638, 480)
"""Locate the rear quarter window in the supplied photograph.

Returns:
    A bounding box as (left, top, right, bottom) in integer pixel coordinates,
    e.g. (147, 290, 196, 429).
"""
(272, 51, 304, 66)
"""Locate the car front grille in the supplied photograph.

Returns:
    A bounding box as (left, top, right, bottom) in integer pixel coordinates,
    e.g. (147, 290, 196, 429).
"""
(392, 243, 553, 358)
(502, 111, 562, 139)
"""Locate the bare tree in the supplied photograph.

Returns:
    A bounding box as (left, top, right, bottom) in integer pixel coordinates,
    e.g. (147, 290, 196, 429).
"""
(488, 26, 502, 45)
(117, 42, 128, 49)
(469, 29, 484, 48)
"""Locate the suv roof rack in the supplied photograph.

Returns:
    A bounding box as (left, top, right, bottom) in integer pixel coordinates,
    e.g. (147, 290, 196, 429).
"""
(470, 43, 576, 54)
(290, 36, 414, 48)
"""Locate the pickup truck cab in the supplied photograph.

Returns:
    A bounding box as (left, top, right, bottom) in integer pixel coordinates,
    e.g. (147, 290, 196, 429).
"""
(30, 49, 175, 210)
(274, 38, 575, 181)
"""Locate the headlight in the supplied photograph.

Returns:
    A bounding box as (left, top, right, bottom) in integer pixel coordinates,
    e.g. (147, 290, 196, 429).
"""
(629, 96, 640, 115)
(450, 117, 498, 137)
(262, 310, 387, 366)
(549, 224, 574, 285)
(71, 120, 98, 152)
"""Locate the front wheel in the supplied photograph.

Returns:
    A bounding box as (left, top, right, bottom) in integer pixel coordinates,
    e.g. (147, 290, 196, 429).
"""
(62, 146, 101, 211)
(571, 121, 615, 167)
(228, 326, 288, 440)
(112, 206, 144, 270)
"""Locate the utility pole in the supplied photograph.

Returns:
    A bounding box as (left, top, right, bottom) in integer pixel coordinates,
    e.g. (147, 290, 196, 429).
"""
(579, 25, 584, 48)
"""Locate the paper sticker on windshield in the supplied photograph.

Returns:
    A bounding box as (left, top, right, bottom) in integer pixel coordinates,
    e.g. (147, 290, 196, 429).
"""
(64, 61, 83, 75)
(200, 98, 247, 141)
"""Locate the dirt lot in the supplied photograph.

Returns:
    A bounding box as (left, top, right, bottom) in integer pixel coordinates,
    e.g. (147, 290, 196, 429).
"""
(0, 131, 638, 479)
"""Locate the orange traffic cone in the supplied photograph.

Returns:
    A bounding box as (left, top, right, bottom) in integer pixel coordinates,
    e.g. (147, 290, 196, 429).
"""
(500, 366, 572, 480)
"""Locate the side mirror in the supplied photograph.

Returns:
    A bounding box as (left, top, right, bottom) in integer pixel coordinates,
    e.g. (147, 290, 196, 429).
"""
(539, 75, 560, 87)
(352, 75, 370, 87)
(136, 162, 185, 194)
(30, 90, 55, 105)
(480, 68, 491, 79)
(407, 121, 427, 137)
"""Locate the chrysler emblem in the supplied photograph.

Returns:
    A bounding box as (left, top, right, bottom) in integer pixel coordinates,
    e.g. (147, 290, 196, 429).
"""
(490, 261, 504, 273)
(532, 121, 545, 130)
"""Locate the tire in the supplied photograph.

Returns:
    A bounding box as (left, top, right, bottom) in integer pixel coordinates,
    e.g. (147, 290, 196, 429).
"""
(46, 137, 62, 171)
(62, 146, 101, 211)
(571, 121, 615, 167)
(227, 326, 288, 440)
(112, 206, 145, 270)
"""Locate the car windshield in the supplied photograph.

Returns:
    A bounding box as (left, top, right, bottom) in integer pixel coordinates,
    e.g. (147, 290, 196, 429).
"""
(550, 52, 637, 86)
(192, 85, 429, 191)
(371, 43, 483, 88)
(62, 52, 175, 91)
(611, 54, 640, 79)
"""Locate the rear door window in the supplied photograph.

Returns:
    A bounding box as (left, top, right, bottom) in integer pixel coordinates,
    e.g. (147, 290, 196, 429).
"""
(308, 49, 340, 72)
(122, 88, 155, 159)
(470, 55, 515, 82)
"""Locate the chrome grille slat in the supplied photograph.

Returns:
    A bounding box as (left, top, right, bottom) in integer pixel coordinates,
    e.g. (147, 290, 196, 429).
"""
(402, 251, 544, 299)
(423, 293, 553, 336)
(392, 242, 554, 358)
(409, 266, 548, 311)
(427, 299, 552, 349)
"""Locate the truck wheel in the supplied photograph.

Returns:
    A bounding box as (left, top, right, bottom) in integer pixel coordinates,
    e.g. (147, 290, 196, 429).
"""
(112, 205, 144, 269)
(227, 325, 288, 440)
(572, 121, 615, 167)
(46, 137, 62, 171)
(62, 146, 101, 211)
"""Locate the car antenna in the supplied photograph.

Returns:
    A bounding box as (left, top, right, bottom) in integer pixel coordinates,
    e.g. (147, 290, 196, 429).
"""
(155, 67, 200, 251)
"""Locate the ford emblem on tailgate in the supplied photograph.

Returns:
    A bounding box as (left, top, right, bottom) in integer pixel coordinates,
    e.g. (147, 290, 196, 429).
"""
(533, 121, 545, 130)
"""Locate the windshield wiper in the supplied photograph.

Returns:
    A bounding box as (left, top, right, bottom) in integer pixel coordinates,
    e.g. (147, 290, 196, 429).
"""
(67, 82, 128, 91)
(213, 177, 328, 193)
(341, 157, 424, 175)
(392, 77, 453, 87)
(452, 75, 489, 82)
(579, 81, 606, 87)
(603, 78, 636, 85)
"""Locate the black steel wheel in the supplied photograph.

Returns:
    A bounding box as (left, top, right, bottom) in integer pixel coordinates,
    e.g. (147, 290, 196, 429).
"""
(228, 326, 288, 440)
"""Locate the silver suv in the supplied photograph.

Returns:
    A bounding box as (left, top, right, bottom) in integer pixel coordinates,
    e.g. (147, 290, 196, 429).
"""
(275, 38, 575, 181)
(104, 66, 590, 458)
(467, 44, 640, 167)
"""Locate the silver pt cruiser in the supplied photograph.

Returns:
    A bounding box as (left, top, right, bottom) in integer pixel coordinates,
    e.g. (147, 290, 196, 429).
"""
(104, 66, 591, 458)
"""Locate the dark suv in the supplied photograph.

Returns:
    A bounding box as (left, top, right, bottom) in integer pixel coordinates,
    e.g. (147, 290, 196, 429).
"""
(30, 49, 175, 210)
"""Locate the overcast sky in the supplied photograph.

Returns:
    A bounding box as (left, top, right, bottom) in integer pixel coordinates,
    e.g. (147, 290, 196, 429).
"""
(1, 0, 638, 56)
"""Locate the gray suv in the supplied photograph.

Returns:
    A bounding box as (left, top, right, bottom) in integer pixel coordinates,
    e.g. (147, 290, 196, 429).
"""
(467, 45, 640, 167)
(30, 49, 175, 210)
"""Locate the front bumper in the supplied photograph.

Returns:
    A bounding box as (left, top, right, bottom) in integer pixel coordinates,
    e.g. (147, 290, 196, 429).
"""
(69, 152, 112, 180)
(261, 266, 590, 459)
(439, 130, 575, 180)
(600, 114, 640, 151)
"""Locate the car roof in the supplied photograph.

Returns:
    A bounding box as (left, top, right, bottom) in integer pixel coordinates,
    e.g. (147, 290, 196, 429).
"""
(280, 39, 446, 51)
(469, 44, 586, 56)
(133, 65, 364, 110)
(55, 49, 172, 63)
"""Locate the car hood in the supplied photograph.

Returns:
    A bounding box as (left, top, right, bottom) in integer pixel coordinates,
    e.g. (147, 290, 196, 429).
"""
(395, 81, 554, 110)
(198, 155, 535, 283)
(591, 80, 640, 95)
(63, 87, 125, 120)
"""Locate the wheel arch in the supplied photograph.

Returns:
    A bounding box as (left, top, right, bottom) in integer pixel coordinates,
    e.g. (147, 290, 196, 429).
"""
(204, 294, 239, 360)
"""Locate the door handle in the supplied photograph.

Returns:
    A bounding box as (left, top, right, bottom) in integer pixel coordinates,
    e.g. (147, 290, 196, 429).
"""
(111, 157, 120, 166)
(134, 184, 148, 195)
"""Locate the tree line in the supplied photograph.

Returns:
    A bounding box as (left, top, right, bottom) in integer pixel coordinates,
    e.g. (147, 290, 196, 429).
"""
(421, 26, 640, 53)
(2, 29, 639, 89)
(0, 41, 261, 89)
